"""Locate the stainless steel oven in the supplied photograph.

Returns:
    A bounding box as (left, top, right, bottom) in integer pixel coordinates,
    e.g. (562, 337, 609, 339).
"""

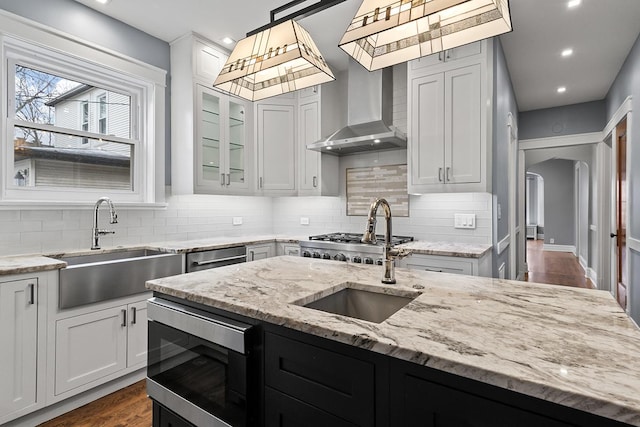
(186, 246, 246, 273)
(147, 297, 258, 427)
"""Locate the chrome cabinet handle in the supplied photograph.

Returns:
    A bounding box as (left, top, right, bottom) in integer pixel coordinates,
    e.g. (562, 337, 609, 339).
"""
(192, 254, 247, 266)
(121, 309, 127, 327)
(313, 176, 318, 188)
(424, 268, 443, 273)
(28, 283, 35, 305)
(446, 49, 451, 60)
(131, 306, 137, 325)
(438, 52, 442, 61)
(259, 177, 263, 189)
(446, 167, 451, 182)
(226, 173, 231, 185)
(438, 168, 443, 182)
(221, 173, 225, 186)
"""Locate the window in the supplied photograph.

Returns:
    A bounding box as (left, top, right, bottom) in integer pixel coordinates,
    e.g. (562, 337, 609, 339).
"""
(1, 23, 165, 204)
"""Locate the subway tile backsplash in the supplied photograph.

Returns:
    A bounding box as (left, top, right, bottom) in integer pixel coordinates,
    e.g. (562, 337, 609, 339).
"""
(0, 190, 491, 256)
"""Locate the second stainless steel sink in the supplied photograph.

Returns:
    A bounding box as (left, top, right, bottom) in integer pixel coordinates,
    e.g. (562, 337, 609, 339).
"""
(301, 284, 420, 323)
(57, 248, 183, 309)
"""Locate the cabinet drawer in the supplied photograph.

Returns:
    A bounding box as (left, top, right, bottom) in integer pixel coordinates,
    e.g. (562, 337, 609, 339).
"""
(265, 332, 374, 426)
(265, 387, 357, 427)
(402, 255, 473, 275)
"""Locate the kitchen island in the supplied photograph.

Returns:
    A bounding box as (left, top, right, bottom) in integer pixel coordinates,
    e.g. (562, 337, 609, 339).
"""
(146, 256, 640, 426)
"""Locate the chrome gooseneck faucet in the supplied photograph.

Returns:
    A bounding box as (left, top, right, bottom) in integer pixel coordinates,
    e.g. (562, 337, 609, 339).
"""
(91, 197, 118, 250)
(361, 198, 411, 284)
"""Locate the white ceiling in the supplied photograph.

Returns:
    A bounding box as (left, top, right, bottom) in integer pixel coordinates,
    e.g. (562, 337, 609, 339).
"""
(74, 0, 640, 112)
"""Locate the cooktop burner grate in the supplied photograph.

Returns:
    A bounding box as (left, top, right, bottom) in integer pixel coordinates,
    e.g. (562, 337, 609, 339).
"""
(308, 232, 413, 246)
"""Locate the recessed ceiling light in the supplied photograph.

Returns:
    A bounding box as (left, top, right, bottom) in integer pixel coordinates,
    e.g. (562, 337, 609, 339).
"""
(95, 0, 111, 4)
(567, 0, 581, 8)
(561, 48, 573, 57)
(374, 139, 381, 143)
(557, 86, 567, 93)
(222, 37, 234, 45)
(326, 146, 332, 150)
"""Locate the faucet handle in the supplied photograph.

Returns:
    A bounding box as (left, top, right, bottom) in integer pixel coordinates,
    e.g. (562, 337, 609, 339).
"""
(387, 247, 412, 259)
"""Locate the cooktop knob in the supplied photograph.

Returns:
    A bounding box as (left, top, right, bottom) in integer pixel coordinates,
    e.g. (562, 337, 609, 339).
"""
(334, 253, 347, 262)
(312, 252, 321, 258)
(352, 256, 362, 263)
(302, 251, 311, 258)
(364, 257, 374, 265)
(376, 258, 383, 266)
(322, 253, 331, 260)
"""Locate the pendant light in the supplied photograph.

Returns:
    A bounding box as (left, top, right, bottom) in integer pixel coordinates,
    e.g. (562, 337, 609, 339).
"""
(339, 0, 512, 71)
(214, 1, 343, 102)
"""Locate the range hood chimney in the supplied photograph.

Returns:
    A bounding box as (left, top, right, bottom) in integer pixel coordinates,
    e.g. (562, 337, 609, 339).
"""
(306, 59, 406, 155)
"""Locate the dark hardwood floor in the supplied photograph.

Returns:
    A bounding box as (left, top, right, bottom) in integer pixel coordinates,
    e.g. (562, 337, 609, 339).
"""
(38, 380, 152, 427)
(524, 239, 594, 289)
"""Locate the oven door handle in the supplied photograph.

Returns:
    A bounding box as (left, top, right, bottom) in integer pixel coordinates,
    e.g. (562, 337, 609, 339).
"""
(147, 297, 251, 354)
(191, 254, 247, 267)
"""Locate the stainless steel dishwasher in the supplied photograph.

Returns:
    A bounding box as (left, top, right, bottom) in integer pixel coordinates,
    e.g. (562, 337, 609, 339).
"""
(186, 245, 247, 273)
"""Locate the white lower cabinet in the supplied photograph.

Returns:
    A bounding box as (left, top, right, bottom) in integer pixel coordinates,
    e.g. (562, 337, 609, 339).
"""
(54, 296, 149, 396)
(277, 243, 300, 257)
(246, 243, 276, 261)
(0, 277, 41, 423)
(398, 253, 491, 277)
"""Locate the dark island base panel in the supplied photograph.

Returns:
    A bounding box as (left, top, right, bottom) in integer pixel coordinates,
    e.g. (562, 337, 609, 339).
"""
(151, 294, 633, 427)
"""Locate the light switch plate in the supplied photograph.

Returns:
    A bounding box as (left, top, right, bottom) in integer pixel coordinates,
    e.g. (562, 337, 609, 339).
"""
(300, 217, 310, 225)
(454, 214, 476, 229)
(232, 217, 243, 225)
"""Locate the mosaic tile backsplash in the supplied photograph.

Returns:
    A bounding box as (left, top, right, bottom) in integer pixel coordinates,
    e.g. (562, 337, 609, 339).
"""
(346, 164, 409, 216)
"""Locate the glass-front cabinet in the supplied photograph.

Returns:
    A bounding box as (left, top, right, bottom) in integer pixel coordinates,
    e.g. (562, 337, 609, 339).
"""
(195, 85, 250, 193)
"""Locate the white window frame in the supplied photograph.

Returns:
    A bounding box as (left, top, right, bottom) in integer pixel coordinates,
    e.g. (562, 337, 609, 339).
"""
(0, 13, 165, 205)
(98, 92, 107, 135)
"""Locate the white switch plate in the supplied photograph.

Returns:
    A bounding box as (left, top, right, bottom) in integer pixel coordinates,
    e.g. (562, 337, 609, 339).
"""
(300, 217, 310, 225)
(232, 217, 243, 225)
(454, 214, 476, 229)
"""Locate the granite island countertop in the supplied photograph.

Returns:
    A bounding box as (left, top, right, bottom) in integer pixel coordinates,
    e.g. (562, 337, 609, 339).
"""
(147, 256, 640, 426)
(397, 240, 492, 258)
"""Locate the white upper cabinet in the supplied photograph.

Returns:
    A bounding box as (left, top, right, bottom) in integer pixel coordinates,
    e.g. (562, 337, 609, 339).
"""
(410, 41, 482, 70)
(255, 99, 297, 194)
(171, 34, 254, 195)
(195, 85, 251, 193)
(408, 40, 491, 194)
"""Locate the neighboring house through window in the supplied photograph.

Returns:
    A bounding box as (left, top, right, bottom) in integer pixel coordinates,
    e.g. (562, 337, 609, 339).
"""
(81, 100, 89, 144)
(98, 93, 107, 134)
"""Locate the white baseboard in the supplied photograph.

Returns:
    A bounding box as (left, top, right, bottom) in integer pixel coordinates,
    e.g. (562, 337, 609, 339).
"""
(630, 237, 640, 253)
(578, 255, 588, 272)
(537, 233, 544, 240)
(586, 268, 598, 289)
(542, 244, 576, 253)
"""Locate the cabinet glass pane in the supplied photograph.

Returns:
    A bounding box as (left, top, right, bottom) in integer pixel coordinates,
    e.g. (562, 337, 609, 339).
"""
(202, 92, 221, 182)
(228, 100, 245, 184)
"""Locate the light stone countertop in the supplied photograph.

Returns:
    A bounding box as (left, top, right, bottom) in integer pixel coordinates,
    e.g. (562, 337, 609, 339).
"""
(397, 240, 492, 258)
(0, 255, 66, 275)
(146, 256, 640, 426)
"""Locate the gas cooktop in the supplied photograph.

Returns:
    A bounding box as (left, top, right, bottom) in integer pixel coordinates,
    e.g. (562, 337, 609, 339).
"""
(308, 232, 413, 246)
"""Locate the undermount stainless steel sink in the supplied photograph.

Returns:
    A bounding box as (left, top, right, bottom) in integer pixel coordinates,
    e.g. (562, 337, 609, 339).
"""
(57, 249, 183, 309)
(301, 284, 420, 323)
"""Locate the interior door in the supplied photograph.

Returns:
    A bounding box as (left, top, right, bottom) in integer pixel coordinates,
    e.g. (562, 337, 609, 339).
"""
(615, 118, 627, 309)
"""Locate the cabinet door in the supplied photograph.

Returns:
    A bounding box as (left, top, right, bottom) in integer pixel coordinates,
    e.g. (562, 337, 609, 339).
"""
(196, 86, 224, 189)
(127, 300, 148, 369)
(257, 103, 296, 192)
(410, 72, 445, 187)
(227, 98, 250, 190)
(0, 279, 38, 419)
(392, 373, 571, 427)
(55, 306, 127, 395)
(194, 40, 227, 83)
(298, 101, 320, 194)
(400, 256, 473, 275)
(265, 387, 358, 427)
(278, 243, 300, 257)
(445, 64, 481, 184)
(247, 244, 274, 261)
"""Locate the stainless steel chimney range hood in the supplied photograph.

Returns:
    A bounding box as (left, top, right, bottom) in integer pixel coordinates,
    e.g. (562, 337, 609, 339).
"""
(306, 59, 406, 156)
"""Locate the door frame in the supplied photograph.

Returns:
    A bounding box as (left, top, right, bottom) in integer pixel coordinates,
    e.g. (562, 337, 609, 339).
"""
(507, 113, 519, 279)
(518, 132, 602, 285)
(602, 96, 633, 312)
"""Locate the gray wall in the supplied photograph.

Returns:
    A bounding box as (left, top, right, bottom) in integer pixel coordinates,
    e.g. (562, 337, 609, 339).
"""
(528, 159, 575, 247)
(607, 32, 640, 322)
(0, 0, 172, 185)
(492, 38, 519, 278)
(519, 100, 606, 141)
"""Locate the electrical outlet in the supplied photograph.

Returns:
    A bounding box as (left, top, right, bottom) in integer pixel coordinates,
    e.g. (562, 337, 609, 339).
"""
(550, 238, 555, 244)
(232, 217, 243, 225)
(454, 214, 476, 229)
(300, 217, 310, 225)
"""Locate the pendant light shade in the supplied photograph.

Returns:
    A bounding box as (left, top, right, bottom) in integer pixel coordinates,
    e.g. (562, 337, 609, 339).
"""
(339, 0, 512, 71)
(214, 20, 335, 101)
